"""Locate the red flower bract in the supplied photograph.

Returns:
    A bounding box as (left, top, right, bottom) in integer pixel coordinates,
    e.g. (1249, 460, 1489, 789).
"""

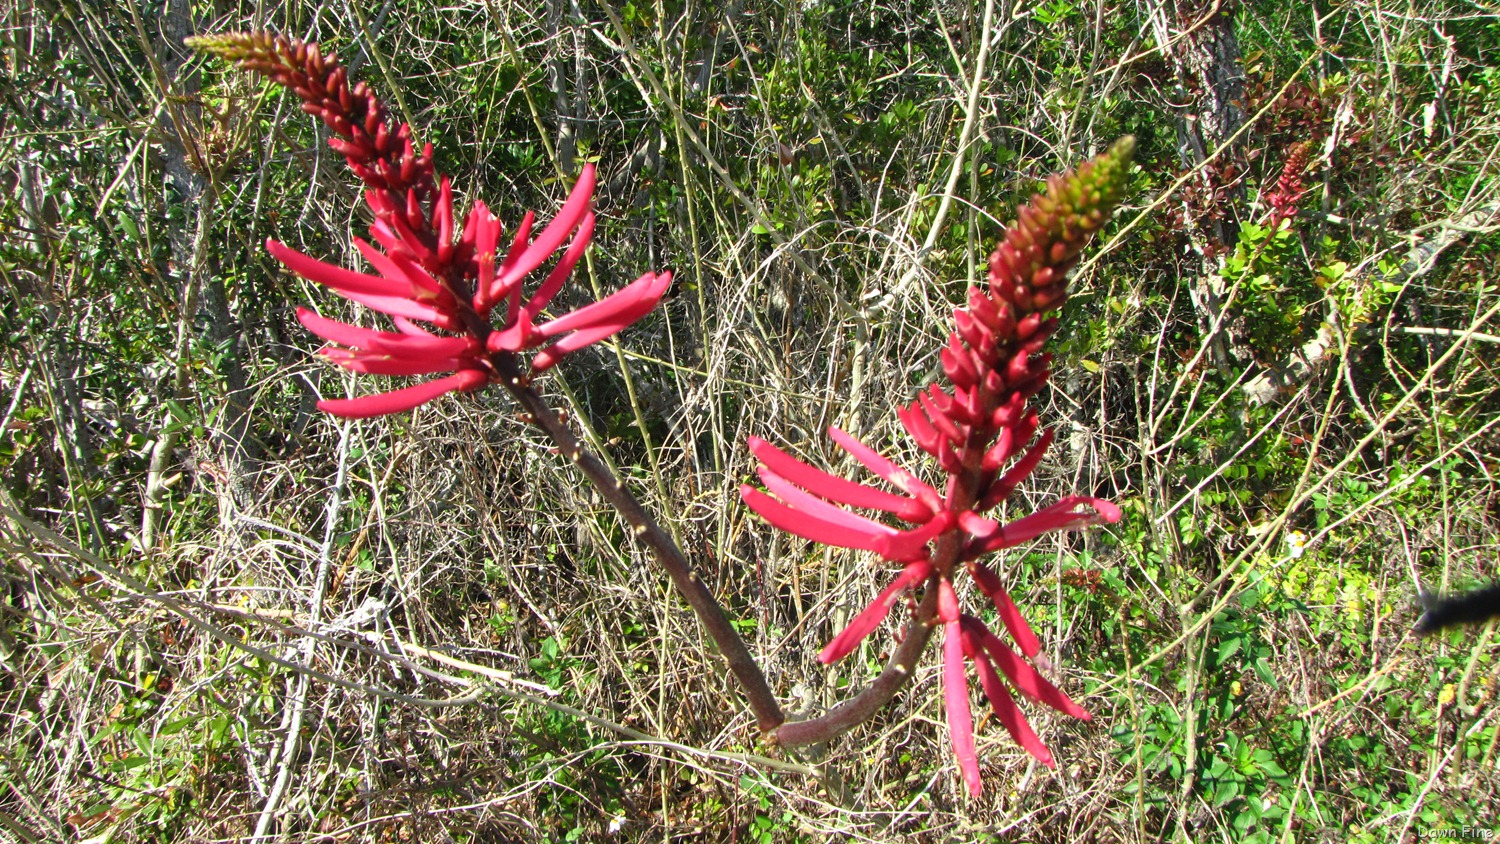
(189, 32, 671, 417)
(742, 137, 1134, 796)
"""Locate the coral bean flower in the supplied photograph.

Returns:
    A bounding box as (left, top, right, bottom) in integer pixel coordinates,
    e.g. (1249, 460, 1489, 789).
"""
(191, 32, 671, 418)
(742, 137, 1135, 795)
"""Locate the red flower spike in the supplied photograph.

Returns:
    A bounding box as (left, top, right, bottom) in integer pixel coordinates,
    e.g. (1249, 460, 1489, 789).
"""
(1266, 140, 1313, 227)
(744, 137, 1133, 791)
(192, 33, 669, 418)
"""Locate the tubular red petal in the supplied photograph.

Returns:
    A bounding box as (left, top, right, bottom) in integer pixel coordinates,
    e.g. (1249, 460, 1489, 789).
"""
(758, 467, 900, 537)
(488, 317, 535, 354)
(957, 510, 1000, 541)
(316, 370, 485, 418)
(1016, 310, 1044, 340)
(818, 561, 933, 663)
(460, 199, 481, 251)
(331, 288, 450, 325)
(918, 389, 966, 444)
(937, 576, 960, 624)
(296, 307, 384, 348)
(269, 239, 407, 299)
(983, 496, 1121, 553)
(875, 511, 952, 562)
(497, 164, 596, 291)
(300, 313, 473, 358)
(986, 427, 1056, 501)
(982, 426, 1017, 474)
(405, 187, 423, 232)
(536, 269, 664, 338)
(952, 386, 983, 425)
(323, 352, 470, 376)
(748, 437, 921, 518)
(374, 208, 436, 268)
(500, 210, 535, 322)
(827, 427, 940, 504)
(937, 437, 964, 474)
(739, 486, 888, 554)
(951, 332, 981, 377)
(529, 273, 671, 370)
(897, 403, 943, 456)
(967, 286, 999, 327)
(941, 340, 978, 389)
(436, 176, 454, 266)
(943, 621, 983, 797)
(521, 212, 595, 318)
(1005, 348, 1033, 383)
(973, 622, 1090, 721)
(969, 562, 1042, 658)
(990, 394, 1025, 431)
(364, 188, 397, 219)
(354, 238, 445, 299)
(470, 204, 501, 312)
(954, 309, 990, 351)
(530, 305, 668, 370)
(392, 317, 437, 337)
(364, 332, 476, 358)
(960, 618, 1055, 767)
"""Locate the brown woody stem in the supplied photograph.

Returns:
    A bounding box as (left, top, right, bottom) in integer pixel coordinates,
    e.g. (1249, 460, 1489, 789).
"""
(773, 590, 938, 746)
(491, 354, 786, 734)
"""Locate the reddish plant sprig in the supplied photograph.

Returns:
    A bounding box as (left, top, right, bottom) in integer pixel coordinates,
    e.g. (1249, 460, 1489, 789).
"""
(747, 137, 1134, 794)
(1265, 140, 1313, 228)
(187, 31, 788, 735)
(188, 33, 671, 416)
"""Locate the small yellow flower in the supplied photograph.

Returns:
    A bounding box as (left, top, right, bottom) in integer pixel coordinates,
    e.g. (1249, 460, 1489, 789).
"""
(1439, 684, 1456, 706)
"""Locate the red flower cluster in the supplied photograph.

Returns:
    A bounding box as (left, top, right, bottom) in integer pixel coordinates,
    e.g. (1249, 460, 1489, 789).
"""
(189, 33, 669, 418)
(742, 137, 1135, 795)
(1265, 140, 1313, 228)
